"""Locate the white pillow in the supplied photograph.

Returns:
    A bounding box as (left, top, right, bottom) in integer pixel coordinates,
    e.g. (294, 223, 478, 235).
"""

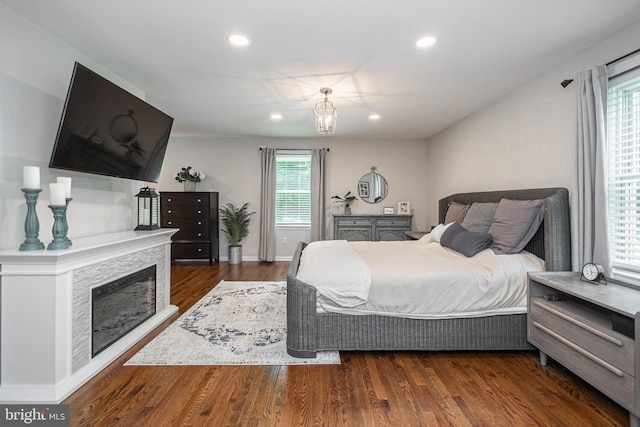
(428, 222, 453, 243)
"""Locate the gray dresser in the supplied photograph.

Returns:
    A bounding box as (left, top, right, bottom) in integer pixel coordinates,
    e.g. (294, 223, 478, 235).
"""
(333, 214, 412, 241)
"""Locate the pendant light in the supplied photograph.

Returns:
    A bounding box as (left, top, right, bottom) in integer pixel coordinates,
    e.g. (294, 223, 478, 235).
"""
(313, 88, 337, 135)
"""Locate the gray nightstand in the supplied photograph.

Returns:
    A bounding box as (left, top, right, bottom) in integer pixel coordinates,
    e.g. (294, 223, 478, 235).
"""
(527, 272, 640, 427)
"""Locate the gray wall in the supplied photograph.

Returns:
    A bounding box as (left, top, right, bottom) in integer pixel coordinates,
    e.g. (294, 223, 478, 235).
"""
(425, 20, 640, 226)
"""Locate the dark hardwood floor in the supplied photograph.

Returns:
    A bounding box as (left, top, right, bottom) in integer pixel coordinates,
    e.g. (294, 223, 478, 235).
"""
(63, 262, 630, 426)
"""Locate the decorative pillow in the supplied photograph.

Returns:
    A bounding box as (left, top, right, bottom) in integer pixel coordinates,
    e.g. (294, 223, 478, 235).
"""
(444, 202, 470, 224)
(440, 222, 493, 257)
(489, 198, 544, 254)
(460, 202, 499, 232)
(428, 222, 454, 243)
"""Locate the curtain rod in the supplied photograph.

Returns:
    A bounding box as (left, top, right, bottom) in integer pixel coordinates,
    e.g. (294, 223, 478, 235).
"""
(561, 47, 640, 88)
(606, 47, 640, 66)
(259, 147, 329, 151)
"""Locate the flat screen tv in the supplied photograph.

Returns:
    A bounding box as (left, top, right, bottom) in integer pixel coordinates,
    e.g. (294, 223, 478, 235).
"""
(49, 62, 173, 182)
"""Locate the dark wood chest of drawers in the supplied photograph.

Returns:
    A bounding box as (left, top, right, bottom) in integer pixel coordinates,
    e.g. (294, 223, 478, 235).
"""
(160, 192, 219, 265)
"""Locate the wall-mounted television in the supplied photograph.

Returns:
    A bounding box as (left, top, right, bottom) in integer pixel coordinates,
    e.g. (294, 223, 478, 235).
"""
(49, 62, 173, 183)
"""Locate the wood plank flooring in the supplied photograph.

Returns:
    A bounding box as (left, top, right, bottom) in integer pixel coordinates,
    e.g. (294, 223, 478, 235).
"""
(63, 262, 630, 426)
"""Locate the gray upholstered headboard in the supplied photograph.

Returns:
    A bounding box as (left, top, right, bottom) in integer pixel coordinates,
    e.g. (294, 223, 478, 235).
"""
(438, 188, 570, 272)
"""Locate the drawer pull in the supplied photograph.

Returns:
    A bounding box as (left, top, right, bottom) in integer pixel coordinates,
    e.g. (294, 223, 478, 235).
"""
(167, 221, 172, 225)
(533, 300, 624, 346)
(197, 199, 202, 202)
(198, 248, 202, 252)
(197, 221, 202, 225)
(197, 210, 202, 214)
(167, 209, 172, 214)
(197, 233, 202, 237)
(533, 321, 625, 377)
(167, 198, 172, 202)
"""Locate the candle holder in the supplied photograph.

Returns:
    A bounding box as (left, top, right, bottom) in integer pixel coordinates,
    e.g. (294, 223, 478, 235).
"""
(63, 198, 73, 246)
(47, 204, 71, 250)
(19, 188, 45, 251)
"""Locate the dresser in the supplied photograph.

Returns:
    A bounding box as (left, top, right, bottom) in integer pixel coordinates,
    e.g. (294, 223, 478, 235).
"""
(527, 272, 640, 426)
(333, 214, 412, 241)
(160, 192, 219, 265)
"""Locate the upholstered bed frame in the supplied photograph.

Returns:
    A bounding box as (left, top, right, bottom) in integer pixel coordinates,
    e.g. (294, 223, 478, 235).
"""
(286, 188, 570, 358)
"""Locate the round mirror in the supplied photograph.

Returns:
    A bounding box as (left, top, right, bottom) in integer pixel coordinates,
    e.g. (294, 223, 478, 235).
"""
(358, 166, 388, 203)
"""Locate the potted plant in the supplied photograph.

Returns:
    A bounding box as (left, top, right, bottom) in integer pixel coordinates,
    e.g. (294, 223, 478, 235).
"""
(219, 202, 255, 264)
(331, 191, 357, 214)
(174, 166, 206, 191)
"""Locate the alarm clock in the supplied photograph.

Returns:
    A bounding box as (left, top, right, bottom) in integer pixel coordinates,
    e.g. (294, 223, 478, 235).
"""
(580, 262, 607, 285)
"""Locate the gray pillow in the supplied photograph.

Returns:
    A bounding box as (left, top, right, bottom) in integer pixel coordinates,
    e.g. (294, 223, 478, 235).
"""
(460, 202, 499, 232)
(444, 202, 470, 224)
(440, 222, 493, 257)
(489, 198, 544, 254)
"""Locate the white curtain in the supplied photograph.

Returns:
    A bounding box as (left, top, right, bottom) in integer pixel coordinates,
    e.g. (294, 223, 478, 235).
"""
(570, 66, 611, 273)
(259, 148, 276, 262)
(310, 148, 328, 241)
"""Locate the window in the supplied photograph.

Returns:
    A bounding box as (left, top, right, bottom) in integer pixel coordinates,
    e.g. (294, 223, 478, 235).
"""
(275, 152, 311, 226)
(606, 65, 640, 279)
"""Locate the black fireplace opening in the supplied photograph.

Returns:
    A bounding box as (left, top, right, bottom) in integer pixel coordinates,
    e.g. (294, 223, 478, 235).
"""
(92, 265, 157, 357)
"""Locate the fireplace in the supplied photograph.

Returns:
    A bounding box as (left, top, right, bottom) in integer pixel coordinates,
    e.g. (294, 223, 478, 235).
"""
(92, 265, 157, 357)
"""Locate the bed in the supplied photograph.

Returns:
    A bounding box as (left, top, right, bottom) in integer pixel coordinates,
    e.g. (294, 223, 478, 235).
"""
(286, 188, 571, 358)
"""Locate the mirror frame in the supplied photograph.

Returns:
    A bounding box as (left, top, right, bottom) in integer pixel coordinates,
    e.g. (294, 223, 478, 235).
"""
(358, 166, 388, 204)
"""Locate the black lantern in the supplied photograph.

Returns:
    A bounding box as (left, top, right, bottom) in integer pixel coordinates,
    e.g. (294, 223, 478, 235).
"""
(135, 187, 159, 230)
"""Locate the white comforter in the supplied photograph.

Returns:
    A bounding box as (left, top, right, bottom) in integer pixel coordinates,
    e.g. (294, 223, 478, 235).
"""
(296, 238, 545, 319)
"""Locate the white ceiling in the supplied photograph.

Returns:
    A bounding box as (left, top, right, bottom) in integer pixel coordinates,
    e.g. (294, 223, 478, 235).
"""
(4, 0, 640, 139)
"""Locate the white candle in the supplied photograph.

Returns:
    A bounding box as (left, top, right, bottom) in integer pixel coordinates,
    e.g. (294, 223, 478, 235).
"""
(49, 183, 66, 206)
(143, 208, 150, 224)
(57, 177, 72, 198)
(23, 166, 40, 189)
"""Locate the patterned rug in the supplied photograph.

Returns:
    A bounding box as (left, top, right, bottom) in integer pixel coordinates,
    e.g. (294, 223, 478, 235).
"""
(125, 280, 340, 365)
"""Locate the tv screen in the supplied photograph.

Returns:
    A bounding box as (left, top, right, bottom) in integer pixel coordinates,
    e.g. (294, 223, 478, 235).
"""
(49, 62, 173, 183)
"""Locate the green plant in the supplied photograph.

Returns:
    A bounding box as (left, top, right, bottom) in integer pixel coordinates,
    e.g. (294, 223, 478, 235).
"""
(174, 166, 205, 183)
(331, 191, 357, 208)
(219, 202, 255, 247)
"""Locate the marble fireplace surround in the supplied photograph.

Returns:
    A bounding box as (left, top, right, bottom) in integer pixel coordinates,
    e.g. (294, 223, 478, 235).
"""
(0, 229, 178, 403)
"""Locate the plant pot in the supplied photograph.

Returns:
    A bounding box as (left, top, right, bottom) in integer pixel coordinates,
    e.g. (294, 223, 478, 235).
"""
(228, 245, 242, 264)
(183, 181, 196, 192)
(344, 206, 352, 215)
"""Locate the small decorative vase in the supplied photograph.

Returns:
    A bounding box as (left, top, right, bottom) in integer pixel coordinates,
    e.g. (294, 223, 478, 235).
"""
(344, 206, 352, 215)
(183, 181, 196, 192)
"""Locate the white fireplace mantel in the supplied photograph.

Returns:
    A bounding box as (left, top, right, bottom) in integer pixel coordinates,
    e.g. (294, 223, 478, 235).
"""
(0, 229, 179, 403)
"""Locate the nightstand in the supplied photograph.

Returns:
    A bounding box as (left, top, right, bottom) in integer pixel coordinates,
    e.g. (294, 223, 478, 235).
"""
(527, 272, 640, 427)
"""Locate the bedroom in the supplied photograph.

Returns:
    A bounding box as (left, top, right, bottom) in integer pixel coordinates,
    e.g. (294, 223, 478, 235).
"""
(1, 1, 640, 425)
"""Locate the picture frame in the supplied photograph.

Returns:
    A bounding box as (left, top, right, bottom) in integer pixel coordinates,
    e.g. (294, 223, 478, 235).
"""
(397, 201, 411, 215)
(383, 207, 395, 215)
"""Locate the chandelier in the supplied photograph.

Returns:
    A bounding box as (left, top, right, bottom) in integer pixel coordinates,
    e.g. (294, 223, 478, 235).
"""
(313, 88, 337, 135)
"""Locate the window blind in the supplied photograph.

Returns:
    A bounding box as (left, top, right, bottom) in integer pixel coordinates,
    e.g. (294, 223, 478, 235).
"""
(607, 70, 640, 273)
(275, 153, 311, 225)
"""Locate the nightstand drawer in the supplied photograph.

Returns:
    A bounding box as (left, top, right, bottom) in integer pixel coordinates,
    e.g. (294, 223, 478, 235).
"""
(531, 298, 634, 374)
(530, 320, 635, 409)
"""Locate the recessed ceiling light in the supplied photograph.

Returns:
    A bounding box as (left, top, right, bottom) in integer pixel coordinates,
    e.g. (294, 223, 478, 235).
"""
(228, 34, 250, 47)
(416, 36, 437, 48)
(369, 114, 380, 120)
(271, 114, 282, 120)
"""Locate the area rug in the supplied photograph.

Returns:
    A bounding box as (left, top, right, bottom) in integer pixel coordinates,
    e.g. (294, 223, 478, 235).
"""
(125, 280, 340, 365)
